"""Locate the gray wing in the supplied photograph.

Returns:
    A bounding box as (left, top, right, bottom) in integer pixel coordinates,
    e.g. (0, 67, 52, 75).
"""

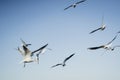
(39, 44, 48, 50)
(20, 38, 31, 47)
(63, 53, 75, 63)
(22, 45, 31, 56)
(76, 0, 86, 4)
(32, 44, 48, 54)
(89, 27, 101, 34)
(88, 45, 104, 50)
(17, 47, 25, 56)
(64, 5, 72, 10)
(51, 63, 62, 68)
(107, 35, 117, 45)
(20, 38, 26, 45)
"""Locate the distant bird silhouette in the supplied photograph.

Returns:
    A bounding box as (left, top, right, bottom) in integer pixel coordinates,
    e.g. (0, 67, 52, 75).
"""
(20, 38, 31, 47)
(89, 15, 106, 34)
(17, 45, 47, 67)
(64, 0, 86, 10)
(51, 53, 75, 68)
(88, 35, 118, 51)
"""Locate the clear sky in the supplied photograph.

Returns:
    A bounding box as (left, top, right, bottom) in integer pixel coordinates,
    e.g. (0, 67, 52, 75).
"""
(0, 0, 120, 80)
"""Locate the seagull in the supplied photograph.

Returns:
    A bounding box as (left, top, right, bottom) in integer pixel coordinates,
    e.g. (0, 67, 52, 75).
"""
(88, 35, 118, 51)
(17, 45, 46, 67)
(51, 53, 75, 68)
(89, 15, 106, 34)
(64, 0, 86, 10)
(35, 44, 50, 64)
(20, 38, 31, 47)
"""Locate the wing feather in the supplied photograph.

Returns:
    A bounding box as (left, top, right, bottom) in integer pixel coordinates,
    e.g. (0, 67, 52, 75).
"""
(51, 63, 62, 68)
(32, 44, 48, 54)
(88, 46, 104, 50)
(63, 53, 75, 63)
(107, 35, 117, 45)
(76, 0, 86, 4)
(64, 5, 72, 10)
(22, 45, 31, 56)
(89, 27, 101, 34)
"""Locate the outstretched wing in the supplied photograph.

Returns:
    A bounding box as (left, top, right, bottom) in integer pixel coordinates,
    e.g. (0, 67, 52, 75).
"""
(107, 35, 117, 45)
(20, 38, 31, 47)
(63, 53, 75, 63)
(22, 45, 31, 56)
(51, 63, 62, 68)
(32, 44, 48, 54)
(64, 5, 72, 10)
(76, 0, 86, 4)
(89, 27, 101, 34)
(88, 45, 104, 50)
(39, 44, 48, 50)
(20, 38, 26, 45)
(17, 47, 24, 56)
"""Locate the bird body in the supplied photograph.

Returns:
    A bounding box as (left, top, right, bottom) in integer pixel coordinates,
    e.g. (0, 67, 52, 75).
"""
(17, 45, 45, 67)
(89, 24, 106, 34)
(64, 0, 86, 10)
(101, 24, 106, 30)
(17, 46, 35, 67)
(51, 53, 75, 68)
(89, 15, 106, 34)
(88, 35, 117, 51)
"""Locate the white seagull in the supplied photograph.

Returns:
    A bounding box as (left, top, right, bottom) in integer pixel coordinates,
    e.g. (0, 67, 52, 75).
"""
(88, 35, 118, 51)
(64, 0, 86, 10)
(20, 38, 31, 47)
(17, 45, 45, 67)
(89, 15, 106, 34)
(51, 53, 75, 68)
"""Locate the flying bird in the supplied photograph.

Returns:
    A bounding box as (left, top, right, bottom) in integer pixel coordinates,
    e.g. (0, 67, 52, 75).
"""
(64, 0, 86, 10)
(88, 35, 118, 51)
(89, 15, 106, 34)
(17, 45, 46, 67)
(51, 53, 75, 68)
(20, 38, 31, 47)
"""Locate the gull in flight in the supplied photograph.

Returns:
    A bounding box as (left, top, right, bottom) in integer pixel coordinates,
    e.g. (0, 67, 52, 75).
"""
(88, 35, 118, 51)
(51, 53, 75, 68)
(17, 45, 45, 67)
(64, 0, 86, 10)
(89, 15, 106, 34)
(20, 38, 31, 47)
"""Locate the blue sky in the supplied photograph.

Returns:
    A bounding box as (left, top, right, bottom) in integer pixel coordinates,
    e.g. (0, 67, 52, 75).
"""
(0, 0, 120, 80)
